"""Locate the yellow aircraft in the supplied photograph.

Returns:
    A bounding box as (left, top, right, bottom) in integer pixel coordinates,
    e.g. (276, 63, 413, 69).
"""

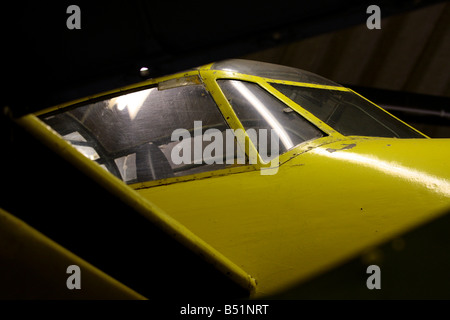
(4, 59, 450, 300)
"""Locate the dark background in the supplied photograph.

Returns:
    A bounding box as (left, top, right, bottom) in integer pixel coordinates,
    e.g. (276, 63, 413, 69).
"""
(3, 0, 449, 137)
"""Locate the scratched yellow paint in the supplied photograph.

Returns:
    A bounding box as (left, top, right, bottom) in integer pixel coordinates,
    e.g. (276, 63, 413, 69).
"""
(136, 137, 450, 296)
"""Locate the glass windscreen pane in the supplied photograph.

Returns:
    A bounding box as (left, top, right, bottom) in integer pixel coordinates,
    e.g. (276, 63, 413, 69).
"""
(218, 80, 325, 160)
(213, 59, 342, 86)
(40, 81, 244, 184)
(272, 84, 425, 138)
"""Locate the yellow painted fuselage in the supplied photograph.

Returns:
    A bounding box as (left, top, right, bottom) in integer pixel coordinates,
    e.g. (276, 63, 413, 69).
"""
(136, 136, 450, 297)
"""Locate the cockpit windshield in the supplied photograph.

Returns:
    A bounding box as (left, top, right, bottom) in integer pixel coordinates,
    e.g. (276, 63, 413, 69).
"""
(271, 83, 425, 138)
(40, 80, 243, 184)
(212, 59, 342, 86)
(38, 60, 426, 186)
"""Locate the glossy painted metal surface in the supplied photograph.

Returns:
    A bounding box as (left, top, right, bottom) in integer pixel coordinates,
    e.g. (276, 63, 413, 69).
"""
(136, 137, 450, 296)
(22, 60, 450, 298)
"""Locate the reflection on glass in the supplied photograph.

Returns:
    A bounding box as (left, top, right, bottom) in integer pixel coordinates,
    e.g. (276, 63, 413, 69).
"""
(213, 59, 342, 86)
(63, 131, 87, 142)
(272, 83, 425, 138)
(40, 82, 243, 184)
(73, 145, 100, 161)
(218, 80, 325, 156)
(230, 80, 294, 150)
(108, 89, 152, 120)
